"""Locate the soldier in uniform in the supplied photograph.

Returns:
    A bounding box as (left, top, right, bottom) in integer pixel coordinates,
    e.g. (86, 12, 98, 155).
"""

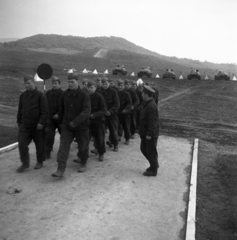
(124, 79, 139, 139)
(101, 78, 120, 152)
(87, 80, 107, 161)
(139, 85, 159, 176)
(45, 76, 64, 159)
(51, 73, 91, 177)
(117, 79, 132, 145)
(16, 75, 48, 172)
(95, 77, 103, 94)
(82, 78, 89, 92)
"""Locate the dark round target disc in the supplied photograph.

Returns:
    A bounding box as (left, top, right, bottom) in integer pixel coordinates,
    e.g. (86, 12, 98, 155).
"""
(37, 63, 53, 80)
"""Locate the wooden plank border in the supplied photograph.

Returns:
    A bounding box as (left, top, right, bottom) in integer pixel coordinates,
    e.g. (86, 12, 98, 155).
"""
(185, 138, 199, 240)
(0, 142, 18, 154)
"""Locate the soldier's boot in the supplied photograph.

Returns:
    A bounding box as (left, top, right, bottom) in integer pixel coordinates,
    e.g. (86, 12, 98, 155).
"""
(90, 148, 98, 155)
(106, 141, 113, 148)
(16, 163, 30, 173)
(51, 169, 64, 177)
(125, 139, 130, 145)
(34, 162, 43, 170)
(73, 157, 81, 164)
(113, 145, 119, 152)
(98, 154, 104, 162)
(78, 164, 87, 173)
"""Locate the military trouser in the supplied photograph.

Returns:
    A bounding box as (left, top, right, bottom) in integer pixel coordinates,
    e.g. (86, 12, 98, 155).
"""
(106, 116, 118, 146)
(18, 125, 45, 163)
(45, 118, 61, 154)
(140, 136, 159, 173)
(57, 126, 89, 170)
(89, 124, 106, 155)
(118, 114, 131, 141)
(130, 111, 137, 135)
(136, 108, 141, 130)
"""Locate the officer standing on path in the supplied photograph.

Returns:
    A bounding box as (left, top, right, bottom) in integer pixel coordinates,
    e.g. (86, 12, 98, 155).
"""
(51, 73, 91, 177)
(139, 85, 159, 176)
(45, 76, 64, 159)
(16, 75, 49, 172)
(101, 77, 120, 152)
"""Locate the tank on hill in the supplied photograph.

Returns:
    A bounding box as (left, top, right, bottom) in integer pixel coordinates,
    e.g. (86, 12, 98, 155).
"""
(162, 69, 176, 80)
(112, 65, 127, 76)
(137, 67, 152, 78)
(187, 69, 201, 80)
(214, 71, 230, 81)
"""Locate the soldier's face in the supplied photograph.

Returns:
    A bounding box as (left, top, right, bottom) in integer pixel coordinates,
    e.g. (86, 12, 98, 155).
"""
(88, 85, 96, 94)
(125, 83, 130, 89)
(25, 80, 35, 91)
(118, 84, 124, 91)
(102, 81, 110, 89)
(52, 81, 61, 90)
(96, 81, 102, 87)
(131, 85, 136, 90)
(68, 79, 78, 90)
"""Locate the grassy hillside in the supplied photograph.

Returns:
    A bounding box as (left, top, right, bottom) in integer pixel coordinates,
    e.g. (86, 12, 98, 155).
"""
(1, 34, 236, 77)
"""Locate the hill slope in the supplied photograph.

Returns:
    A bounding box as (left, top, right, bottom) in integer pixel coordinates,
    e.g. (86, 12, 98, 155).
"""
(1, 34, 237, 76)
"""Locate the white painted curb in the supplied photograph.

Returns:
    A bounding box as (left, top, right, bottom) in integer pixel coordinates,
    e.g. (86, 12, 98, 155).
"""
(0, 142, 18, 154)
(185, 138, 199, 240)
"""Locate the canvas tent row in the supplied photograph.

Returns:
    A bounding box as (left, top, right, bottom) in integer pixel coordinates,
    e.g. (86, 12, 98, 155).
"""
(233, 76, 237, 81)
(179, 75, 183, 79)
(156, 74, 160, 78)
(34, 73, 43, 82)
(104, 69, 109, 74)
(82, 68, 88, 73)
(137, 78, 143, 86)
(131, 72, 135, 76)
(93, 69, 98, 74)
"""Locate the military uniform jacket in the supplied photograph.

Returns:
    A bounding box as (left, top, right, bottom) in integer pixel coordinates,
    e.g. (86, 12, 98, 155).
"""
(46, 88, 64, 118)
(139, 98, 159, 137)
(17, 88, 48, 127)
(90, 92, 107, 126)
(136, 89, 144, 110)
(101, 87, 120, 118)
(118, 90, 132, 115)
(126, 88, 139, 112)
(58, 87, 91, 130)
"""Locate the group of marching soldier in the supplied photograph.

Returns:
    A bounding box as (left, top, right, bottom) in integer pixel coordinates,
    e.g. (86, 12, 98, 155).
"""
(16, 72, 160, 178)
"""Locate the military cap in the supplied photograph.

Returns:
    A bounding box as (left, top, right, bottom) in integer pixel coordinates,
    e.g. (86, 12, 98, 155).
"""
(24, 75, 34, 82)
(108, 77, 114, 83)
(131, 80, 136, 86)
(68, 73, 78, 80)
(102, 77, 109, 83)
(124, 79, 130, 85)
(143, 85, 155, 94)
(96, 77, 102, 82)
(52, 76, 60, 83)
(117, 79, 124, 85)
(87, 80, 96, 88)
(82, 78, 88, 83)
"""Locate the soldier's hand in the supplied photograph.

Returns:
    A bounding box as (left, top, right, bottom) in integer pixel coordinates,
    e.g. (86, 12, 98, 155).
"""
(69, 122, 76, 128)
(53, 114, 58, 119)
(146, 135, 152, 140)
(36, 124, 43, 130)
(105, 111, 111, 116)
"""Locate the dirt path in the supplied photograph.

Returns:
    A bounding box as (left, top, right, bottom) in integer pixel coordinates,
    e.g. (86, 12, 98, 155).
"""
(0, 134, 192, 240)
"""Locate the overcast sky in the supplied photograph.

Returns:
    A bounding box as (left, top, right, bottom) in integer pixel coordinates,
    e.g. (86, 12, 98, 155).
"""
(0, 0, 236, 64)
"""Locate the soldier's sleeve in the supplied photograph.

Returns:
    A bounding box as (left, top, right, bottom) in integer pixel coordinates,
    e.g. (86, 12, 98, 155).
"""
(108, 90, 120, 114)
(17, 94, 23, 124)
(92, 95, 107, 119)
(58, 92, 65, 124)
(133, 91, 140, 108)
(147, 104, 159, 137)
(71, 93, 91, 126)
(38, 92, 49, 126)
